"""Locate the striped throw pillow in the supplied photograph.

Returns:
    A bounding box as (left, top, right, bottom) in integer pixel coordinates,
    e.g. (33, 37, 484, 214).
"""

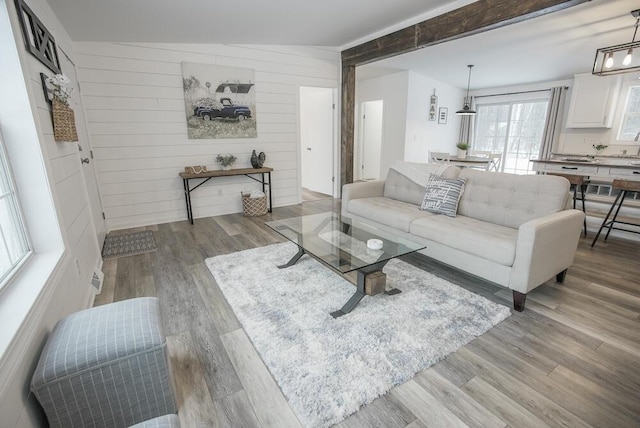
(420, 174, 467, 217)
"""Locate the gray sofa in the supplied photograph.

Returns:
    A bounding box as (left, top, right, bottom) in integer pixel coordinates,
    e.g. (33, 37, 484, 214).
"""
(341, 161, 585, 311)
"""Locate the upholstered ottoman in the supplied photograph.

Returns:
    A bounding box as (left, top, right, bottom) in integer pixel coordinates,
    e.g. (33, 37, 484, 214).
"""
(129, 414, 180, 428)
(31, 297, 176, 428)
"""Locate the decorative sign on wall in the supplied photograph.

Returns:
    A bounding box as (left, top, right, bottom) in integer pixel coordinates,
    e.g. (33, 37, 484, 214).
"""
(181, 62, 257, 139)
(429, 90, 438, 121)
(438, 107, 448, 124)
(14, 0, 61, 74)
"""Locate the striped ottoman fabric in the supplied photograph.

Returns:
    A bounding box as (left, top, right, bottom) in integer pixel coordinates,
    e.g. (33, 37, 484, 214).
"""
(31, 297, 177, 428)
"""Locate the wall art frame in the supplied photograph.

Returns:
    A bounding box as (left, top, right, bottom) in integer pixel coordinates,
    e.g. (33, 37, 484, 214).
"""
(438, 107, 448, 124)
(14, 0, 61, 74)
(181, 62, 257, 139)
(429, 91, 438, 121)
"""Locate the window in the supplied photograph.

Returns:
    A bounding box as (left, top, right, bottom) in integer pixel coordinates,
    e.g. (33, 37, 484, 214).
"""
(0, 132, 30, 287)
(618, 85, 640, 141)
(473, 97, 549, 174)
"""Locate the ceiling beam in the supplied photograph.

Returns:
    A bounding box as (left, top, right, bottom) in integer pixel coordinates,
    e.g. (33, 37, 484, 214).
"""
(340, 0, 592, 184)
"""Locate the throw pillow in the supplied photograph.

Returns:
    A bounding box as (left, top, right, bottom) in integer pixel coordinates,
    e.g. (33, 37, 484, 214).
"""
(420, 174, 467, 217)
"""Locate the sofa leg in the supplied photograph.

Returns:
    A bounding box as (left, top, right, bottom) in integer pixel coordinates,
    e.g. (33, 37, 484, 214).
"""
(512, 291, 526, 312)
(556, 269, 568, 283)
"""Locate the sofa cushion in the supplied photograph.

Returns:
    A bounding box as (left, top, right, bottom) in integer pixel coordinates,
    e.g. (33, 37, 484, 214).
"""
(420, 174, 466, 217)
(383, 161, 460, 205)
(347, 197, 434, 232)
(410, 214, 517, 266)
(457, 169, 570, 229)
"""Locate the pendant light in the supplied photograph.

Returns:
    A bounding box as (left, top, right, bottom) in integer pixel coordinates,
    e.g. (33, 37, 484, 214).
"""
(456, 65, 476, 116)
(593, 9, 640, 76)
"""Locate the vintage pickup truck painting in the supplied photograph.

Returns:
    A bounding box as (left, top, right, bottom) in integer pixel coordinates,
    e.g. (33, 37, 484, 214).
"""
(181, 62, 257, 139)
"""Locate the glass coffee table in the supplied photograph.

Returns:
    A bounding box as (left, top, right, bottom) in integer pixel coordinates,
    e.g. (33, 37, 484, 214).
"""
(265, 212, 425, 318)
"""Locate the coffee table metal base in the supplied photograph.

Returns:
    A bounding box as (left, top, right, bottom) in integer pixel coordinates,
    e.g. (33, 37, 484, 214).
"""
(278, 247, 401, 318)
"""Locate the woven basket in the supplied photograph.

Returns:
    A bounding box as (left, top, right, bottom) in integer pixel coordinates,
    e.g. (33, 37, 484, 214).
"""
(241, 192, 268, 217)
(52, 97, 78, 142)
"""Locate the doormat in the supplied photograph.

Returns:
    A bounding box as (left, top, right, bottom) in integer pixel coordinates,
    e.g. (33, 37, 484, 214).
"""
(101, 231, 157, 260)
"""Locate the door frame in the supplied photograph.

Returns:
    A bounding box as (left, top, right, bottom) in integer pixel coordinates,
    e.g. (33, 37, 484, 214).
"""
(357, 99, 384, 181)
(297, 86, 339, 200)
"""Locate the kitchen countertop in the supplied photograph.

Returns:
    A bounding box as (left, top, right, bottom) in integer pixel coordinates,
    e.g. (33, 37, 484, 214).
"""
(532, 157, 640, 169)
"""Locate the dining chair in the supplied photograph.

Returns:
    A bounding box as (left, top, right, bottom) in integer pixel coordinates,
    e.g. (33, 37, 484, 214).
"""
(468, 150, 492, 170)
(489, 153, 502, 171)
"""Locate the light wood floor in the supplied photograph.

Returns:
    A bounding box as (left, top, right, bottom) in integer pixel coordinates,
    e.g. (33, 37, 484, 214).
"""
(95, 199, 640, 428)
(302, 188, 333, 202)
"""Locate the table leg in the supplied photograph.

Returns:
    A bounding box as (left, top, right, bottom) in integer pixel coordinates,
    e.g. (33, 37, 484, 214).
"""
(331, 260, 399, 318)
(277, 247, 306, 269)
(183, 178, 193, 225)
(268, 171, 272, 212)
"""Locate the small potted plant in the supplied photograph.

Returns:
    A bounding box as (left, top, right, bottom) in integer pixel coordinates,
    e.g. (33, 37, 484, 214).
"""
(593, 144, 608, 155)
(216, 153, 237, 170)
(456, 143, 469, 159)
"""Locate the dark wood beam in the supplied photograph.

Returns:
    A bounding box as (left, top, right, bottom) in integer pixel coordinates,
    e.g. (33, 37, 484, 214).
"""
(340, 0, 591, 184)
(341, 65, 356, 187)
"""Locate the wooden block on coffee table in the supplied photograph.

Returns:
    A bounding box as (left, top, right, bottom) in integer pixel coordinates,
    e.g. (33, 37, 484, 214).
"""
(365, 271, 386, 295)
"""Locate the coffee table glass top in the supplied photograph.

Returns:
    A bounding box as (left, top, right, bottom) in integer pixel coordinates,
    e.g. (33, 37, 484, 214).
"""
(265, 212, 425, 273)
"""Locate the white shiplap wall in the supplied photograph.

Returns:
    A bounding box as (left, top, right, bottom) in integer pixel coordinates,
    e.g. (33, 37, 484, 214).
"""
(74, 42, 340, 230)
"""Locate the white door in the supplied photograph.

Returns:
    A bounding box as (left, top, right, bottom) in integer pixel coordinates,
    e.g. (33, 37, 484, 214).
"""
(300, 87, 335, 196)
(59, 50, 107, 247)
(361, 100, 383, 180)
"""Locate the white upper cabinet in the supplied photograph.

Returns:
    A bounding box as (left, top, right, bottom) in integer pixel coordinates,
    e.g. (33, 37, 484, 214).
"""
(566, 73, 621, 128)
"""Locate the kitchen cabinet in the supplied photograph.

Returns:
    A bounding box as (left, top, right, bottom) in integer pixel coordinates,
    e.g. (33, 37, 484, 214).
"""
(566, 73, 621, 128)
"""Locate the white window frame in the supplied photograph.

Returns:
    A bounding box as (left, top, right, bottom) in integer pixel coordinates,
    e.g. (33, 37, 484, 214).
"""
(0, 0, 66, 365)
(0, 130, 32, 289)
(614, 80, 640, 143)
(473, 92, 550, 175)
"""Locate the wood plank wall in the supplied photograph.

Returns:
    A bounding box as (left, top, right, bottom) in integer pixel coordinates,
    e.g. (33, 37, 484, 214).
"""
(73, 43, 340, 230)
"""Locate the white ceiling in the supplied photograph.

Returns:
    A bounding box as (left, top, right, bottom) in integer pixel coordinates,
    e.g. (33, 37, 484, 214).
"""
(359, 0, 640, 89)
(45, 0, 639, 89)
(44, 0, 463, 47)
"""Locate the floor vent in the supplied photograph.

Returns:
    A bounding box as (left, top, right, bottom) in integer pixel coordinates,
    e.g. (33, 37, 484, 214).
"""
(91, 269, 104, 292)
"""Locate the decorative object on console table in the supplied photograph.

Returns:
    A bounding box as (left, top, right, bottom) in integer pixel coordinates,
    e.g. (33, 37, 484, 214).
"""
(438, 107, 448, 124)
(184, 165, 207, 174)
(593, 144, 608, 155)
(216, 153, 237, 170)
(14, 0, 61, 73)
(250, 150, 266, 168)
(46, 74, 78, 142)
(456, 142, 469, 159)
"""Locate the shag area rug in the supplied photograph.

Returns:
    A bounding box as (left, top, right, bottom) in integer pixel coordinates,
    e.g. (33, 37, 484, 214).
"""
(101, 231, 157, 260)
(206, 242, 510, 427)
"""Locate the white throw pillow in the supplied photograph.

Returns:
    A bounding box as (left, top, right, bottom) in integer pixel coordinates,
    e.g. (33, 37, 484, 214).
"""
(420, 174, 467, 217)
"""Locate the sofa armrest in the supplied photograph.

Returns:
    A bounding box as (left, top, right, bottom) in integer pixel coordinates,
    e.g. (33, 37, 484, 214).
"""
(341, 180, 385, 218)
(509, 209, 584, 294)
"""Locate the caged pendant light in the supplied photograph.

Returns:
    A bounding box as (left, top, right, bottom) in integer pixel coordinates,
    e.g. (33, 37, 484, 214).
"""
(593, 9, 640, 76)
(456, 65, 476, 116)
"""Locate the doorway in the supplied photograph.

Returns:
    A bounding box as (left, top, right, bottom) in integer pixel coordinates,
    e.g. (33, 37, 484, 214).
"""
(300, 87, 336, 199)
(359, 100, 383, 180)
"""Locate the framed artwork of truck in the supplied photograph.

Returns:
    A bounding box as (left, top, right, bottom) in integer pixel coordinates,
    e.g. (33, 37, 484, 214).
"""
(181, 62, 257, 139)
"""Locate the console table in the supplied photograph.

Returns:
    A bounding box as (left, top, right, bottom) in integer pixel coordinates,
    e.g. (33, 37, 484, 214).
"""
(179, 167, 273, 224)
